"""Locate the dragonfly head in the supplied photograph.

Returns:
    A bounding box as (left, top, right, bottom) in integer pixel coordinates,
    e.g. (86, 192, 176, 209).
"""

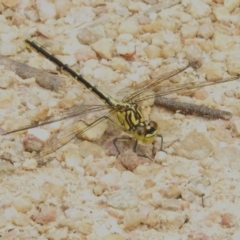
(135, 121, 158, 144)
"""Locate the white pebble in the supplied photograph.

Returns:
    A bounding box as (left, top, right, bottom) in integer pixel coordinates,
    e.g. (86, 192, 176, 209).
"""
(36, 0, 56, 22)
(117, 33, 133, 43)
(226, 55, 240, 75)
(0, 42, 17, 56)
(92, 38, 114, 60)
(27, 128, 50, 141)
(93, 66, 119, 83)
(197, 23, 214, 39)
(12, 212, 31, 226)
(213, 32, 234, 50)
(181, 24, 199, 39)
(22, 158, 38, 170)
(118, 18, 140, 36)
(213, 6, 230, 21)
(187, 0, 211, 18)
(224, 0, 240, 12)
(64, 148, 83, 169)
(37, 24, 56, 39)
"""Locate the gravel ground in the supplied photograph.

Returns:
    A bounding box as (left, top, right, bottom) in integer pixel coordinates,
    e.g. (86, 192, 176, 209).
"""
(1, 0, 240, 239)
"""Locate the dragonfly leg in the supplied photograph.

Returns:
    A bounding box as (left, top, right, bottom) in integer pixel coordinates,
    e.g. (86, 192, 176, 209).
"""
(157, 134, 164, 151)
(152, 134, 166, 156)
(113, 136, 132, 156)
(113, 137, 152, 161)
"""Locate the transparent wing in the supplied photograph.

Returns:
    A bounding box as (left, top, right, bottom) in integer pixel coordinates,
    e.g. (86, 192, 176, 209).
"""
(39, 109, 115, 157)
(134, 75, 240, 102)
(3, 104, 110, 135)
(121, 60, 199, 103)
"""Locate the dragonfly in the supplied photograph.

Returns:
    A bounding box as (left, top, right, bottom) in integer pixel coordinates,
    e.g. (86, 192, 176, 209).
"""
(2, 39, 239, 158)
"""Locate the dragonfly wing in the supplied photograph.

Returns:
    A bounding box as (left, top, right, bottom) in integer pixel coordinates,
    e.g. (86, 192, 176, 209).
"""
(123, 60, 199, 103)
(2, 104, 110, 135)
(39, 109, 115, 157)
(133, 75, 240, 102)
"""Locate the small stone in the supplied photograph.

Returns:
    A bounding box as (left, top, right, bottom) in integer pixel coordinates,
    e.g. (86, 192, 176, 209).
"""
(65, 208, 82, 220)
(118, 150, 147, 171)
(213, 32, 234, 50)
(64, 148, 83, 169)
(226, 55, 240, 75)
(26, 106, 49, 122)
(22, 158, 38, 170)
(102, 234, 126, 240)
(0, 42, 17, 56)
(23, 134, 44, 152)
(118, 18, 140, 36)
(198, 40, 213, 53)
(213, 6, 230, 21)
(0, 162, 15, 175)
(12, 212, 31, 226)
(78, 140, 105, 158)
(42, 181, 66, 200)
(13, 197, 32, 213)
(144, 179, 156, 188)
(37, 24, 56, 39)
(0, 90, 13, 108)
(197, 23, 214, 39)
(107, 186, 139, 209)
(111, 57, 128, 72)
(75, 46, 97, 62)
(181, 24, 199, 39)
(116, 42, 135, 59)
(183, 44, 202, 62)
(175, 131, 213, 160)
(161, 199, 182, 211)
(2, 0, 18, 7)
(181, 190, 196, 202)
(161, 45, 175, 59)
(187, 183, 205, 197)
(78, 221, 92, 235)
(54, 0, 70, 17)
(232, 120, 240, 136)
(77, 27, 106, 45)
(93, 184, 105, 196)
(144, 45, 162, 59)
(117, 33, 133, 43)
(163, 185, 181, 199)
(152, 33, 164, 47)
(0, 215, 8, 228)
(124, 209, 141, 230)
(36, 0, 56, 22)
(90, 0, 106, 7)
(171, 162, 190, 178)
(35, 206, 57, 224)
(91, 38, 114, 60)
(203, 62, 223, 81)
(221, 213, 235, 227)
(93, 66, 119, 83)
(224, 0, 240, 12)
(211, 51, 226, 62)
(186, 0, 211, 18)
(45, 227, 68, 240)
(0, 70, 15, 89)
(137, 15, 152, 25)
(141, 20, 162, 33)
(154, 150, 167, 163)
(214, 146, 240, 164)
(27, 128, 51, 142)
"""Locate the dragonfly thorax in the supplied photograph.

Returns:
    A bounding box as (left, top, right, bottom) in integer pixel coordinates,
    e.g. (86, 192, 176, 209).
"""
(115, 102, 158, 144)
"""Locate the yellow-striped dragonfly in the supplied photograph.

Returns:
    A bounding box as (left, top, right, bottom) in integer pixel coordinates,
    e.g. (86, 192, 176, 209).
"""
(2, 40, 239, 158)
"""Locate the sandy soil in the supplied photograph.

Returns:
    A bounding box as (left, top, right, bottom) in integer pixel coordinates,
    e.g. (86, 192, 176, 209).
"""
(1, 0, 240, 239)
